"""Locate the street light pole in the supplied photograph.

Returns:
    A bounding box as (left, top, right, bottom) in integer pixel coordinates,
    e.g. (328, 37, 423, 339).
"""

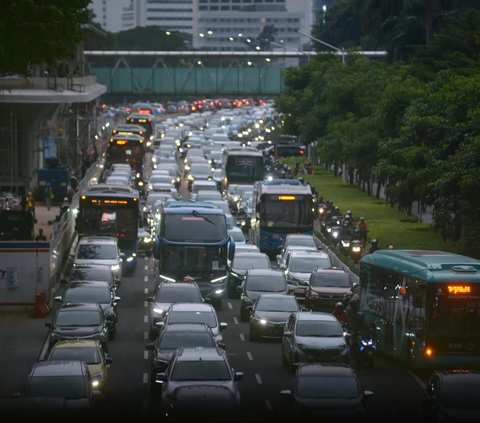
(295, 29, 345, 63)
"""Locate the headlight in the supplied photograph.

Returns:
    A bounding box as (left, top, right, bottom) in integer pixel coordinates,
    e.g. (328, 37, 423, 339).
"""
(296, 343, 306, 350)
(362, 340, 368, 346)
(153, 308, 163, 314)
(332, 231, 339, 238)
(215, 289, 224, 294)
(126, 257, 134, 262)
(144, 237, 152, 242)
(136, 173, 140, 178)
(188, 175, 194, 180)
(159, 274, 176, 282)
(152, 157, 157, 162)
(185, 165, 190, 170)
(338, 343, 347, 350)
(146, 141, 152, 147)
(211, 276, 227, 284)
(184, 158, 188, 163)
(179, 148, 184, 153)
(111, 265, 120, 271)
(353, 247, 361, 252)
(241, 221, 246, 226)
(211, 168, 215, 172)
(172, 179, 176, 184)
(310, 291, 319, 298)
(176, 177, 180, 181)
(138, 181, 144, 186)
(341, 240, 350, 247)
(326, 227, 332, 233)
(319, 208, 324, 213)
(233, 196, 238, 201)
(209, 160, 212, 164)
(244, 296, 253, 303)
(267, 176, 273, 181)
(230, 272, 239, 278)
(149, 185, 153, 190)
(260, 319, 267, 324)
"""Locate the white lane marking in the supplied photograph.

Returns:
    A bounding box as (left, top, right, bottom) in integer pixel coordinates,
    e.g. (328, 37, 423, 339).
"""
(144, 332, 148, 340)
(144, 276, 148, 282)
(227, 302, 233, 309)
(143, 373, 148, 384)
(247, 352, 253, 361)
(233, 317, 239, 325)
(255, 374, 263, 384)
(265, 400, 273, 411)
(144, 301, 148, 308)
(239, 333, 245, 341)
(144, 351, 149, 360)
(409, 371, 426, 390)
(145, 265, 148, 270)
(38, 339, 50, 361)
(144, 288, 148, 294)
(143, 399, 148, 412)
(144, 315, 148, 323)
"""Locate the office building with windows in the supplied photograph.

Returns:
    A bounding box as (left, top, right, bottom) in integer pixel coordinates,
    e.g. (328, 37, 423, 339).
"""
(89, 0, 132, 33)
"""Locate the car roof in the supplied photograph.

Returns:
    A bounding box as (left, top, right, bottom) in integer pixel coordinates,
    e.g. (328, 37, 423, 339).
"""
(436, 370, 480, 384)
(58, 303, 102, 312)
(78, 236, 118, 245)
(312, 267, 347, 274)
(233, 252, 268, 259)
(290, 251, 328, 259)
(297, 363, 356, 377)
(235, 244, 259, 250)
(159, 282, 199, 290)
(247, 269, 284, 277)
(32, 361, 87, 377)
(71, 264, 111, 272)
(51, 340, 99, 349)
(177, 347, 225, 361)
(258, 293, 294, 300)
(295, 311, 338, 322)
(170, 303, 214, 312)
(228, 227, 242, 233)
(163, 323, 211, 332)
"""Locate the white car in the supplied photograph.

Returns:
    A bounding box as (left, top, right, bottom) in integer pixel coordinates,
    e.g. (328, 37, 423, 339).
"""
(74, 236, 123, 281)
(228, 227, 246, 245)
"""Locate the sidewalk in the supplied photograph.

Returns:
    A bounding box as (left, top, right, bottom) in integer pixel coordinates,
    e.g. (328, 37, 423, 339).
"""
(34, 202, 61, 240)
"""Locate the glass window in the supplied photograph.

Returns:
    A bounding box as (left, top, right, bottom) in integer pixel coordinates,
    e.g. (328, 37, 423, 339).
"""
(168, 311, 217, 328)
(263, 197, 314, 228)
(310, 273, 350, 288)
(233, 257, 269, 270)
(228, 230, 245, 242)
(197, 192, 222, 201)
(27, 376, 87, 399)
(163, 214, 226, 242)
(190, 164, 213, 175)
(295, 320, 343, 337)
(246, 275, 286, 292)
(170, 361, 230, 381)
(64, 287, 111, 304)
(50, 347, 101, 365)
(155, 287, 202, 303)
(76, 244, 117, 260)
(162, 245, 226, 272)
(70, 268, 112, 282)
(149, 176, 172, 185)
(226, 156, 264, 183)
(55, 311, 101, 327)
(159, 332, 214, 350)
(289, 257, 330, 273)
(106, 144, 142, 171)
(285, 237, 315, 248)
(79, 208, 137, 241)
(256, 297, 298, 312)
(296, 376, 359, 399)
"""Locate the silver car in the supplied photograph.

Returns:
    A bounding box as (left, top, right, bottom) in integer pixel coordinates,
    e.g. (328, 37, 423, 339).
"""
(281, 250, 331, 288)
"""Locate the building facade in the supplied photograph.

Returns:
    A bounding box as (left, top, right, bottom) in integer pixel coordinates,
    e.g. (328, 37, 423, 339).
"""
(89, 0, 132, 33)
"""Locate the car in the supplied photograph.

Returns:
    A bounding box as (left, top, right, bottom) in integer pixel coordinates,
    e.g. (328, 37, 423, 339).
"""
(73, 237, 123, 281)
(423, 370, 480, 422)
(65, 264, 120, 291)
(277, 246, 319, 268)
(147, 282, 207, 339)
(146, 323, 224, 389)
(12, 361, 101, 412)
(46, 340, 113, 399)
(282, 251, 331, 299)
(148, 174, 176, 191)
(278, 234, 320, 258)
(228, 227, 246, 245)
(137, 226, 153, 256)
(150, 183, 179, 199)
(227, 252, 271, 298)
(189, 180, 217, 201)
(195, 190, 223, 203)
(280, 364, 373, 420)
(54, 281, 120, 340)
(46, 303, 110, 352)
(249, 293, 302, 341)
(304, 268, 353, 311)
(154, 347, 243, 411)
(157, 303, 228, 344)
(233, 244, 259, 254)
(238, 269, 290, 322)
(230, 185, 254, 214)
(282, 312, 350, 371)
(187, 164, 214, 190)
(265, 144, 305, 157)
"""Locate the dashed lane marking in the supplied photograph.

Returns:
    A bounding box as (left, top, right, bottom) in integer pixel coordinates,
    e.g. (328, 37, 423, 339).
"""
(143, 373, 148, 384)
(144, 288, 148, 294)
(144, 332, 148, 340)
(233, 317, 239, 325)
(227, 302, 233, 309)
(255, 374, 263, 384)
(144, 301, 148, 308)
(144, 315, 148, 323)
(265, 400, 273, 411)
(145, 265, 148, 271)
(409, 371, 426, 390)
(144, 351, 148, 360)
(144, 276, 148, 282)
(239, 334, 245, 341)
(247, 352, 253, 361)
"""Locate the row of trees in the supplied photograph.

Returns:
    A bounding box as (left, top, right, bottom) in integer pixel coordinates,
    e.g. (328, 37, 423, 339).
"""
(276, 9, 480, 255)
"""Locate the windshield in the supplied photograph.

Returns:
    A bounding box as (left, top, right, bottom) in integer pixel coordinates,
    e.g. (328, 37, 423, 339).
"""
(296, 320, 343, 337)
(168, 311, 217, 328)
(198, 193, 222, 201)
(69, 269, 112, 282)
(76, 244, 117, 260)
(226, 156, 264, 183)
(286, 238, 316, 248)
(170, 361, 231, 381)
(246, 275, 286, 292)
(27, 376, 87, 399)
(439, 385, 480, 409)
(310, 273, 350, 288)
(233, 257, 269, 270)
(193, 184, 216, 193)
(208, 202, 229, 213)
(290, 257, 330, 273)
(64, 288, 111, 304)
(150, 176, 172, 185)
(187, 150, 204, 157)
(50, 347, 101, 364)
(296, 376, 359, 399)
(163, 214, 226, 242)
(256, 297, 299, 312)
(191, 165, 212, 175)
(106, 144, 143, 171)
(159, 332, 214, 350)
(78, 208, 137, 242)
(155, 287, 202, 303)
(55, 311, 101, 327)
(228, 230, 245, 243)
(262, 196, 314, 228)
(162, 245, 227, 272)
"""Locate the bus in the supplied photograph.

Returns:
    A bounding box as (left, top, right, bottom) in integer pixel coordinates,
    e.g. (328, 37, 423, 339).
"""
(106, 134, 145, 184)
(76, 184, 140, 273)
(126, 113, 154, 141)
(112, 124, 152, 148)
(153, 202, 235, 307)
(251, 180, 314, 254)
(221, 147, 264, 192)
(360, 250, 480, 369)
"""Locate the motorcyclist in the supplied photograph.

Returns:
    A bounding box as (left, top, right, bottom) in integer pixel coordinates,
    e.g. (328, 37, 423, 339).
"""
(342, 214, 353, 227)
(346, 297, 359, 320)
(388, 245, 394, 250)
(280, 170, 287, 179)
(318, 195, 324, 204)
(342, 291, 354, 308)
(357, 217, 369, 245)
(368, 239, 380, 254)
(311, 185, 318, 197)
(332, 302, 351, 325)
(349, 312, 371, 351)
(332, 206, 341, 217)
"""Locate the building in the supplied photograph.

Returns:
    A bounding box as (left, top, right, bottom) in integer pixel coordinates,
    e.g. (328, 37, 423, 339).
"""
(89, 0, 132, 33)
(192, 0, 313, 51)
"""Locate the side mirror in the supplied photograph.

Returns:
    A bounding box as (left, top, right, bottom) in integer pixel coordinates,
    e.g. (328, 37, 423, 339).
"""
(218, 342, 226, 350)
(352, 283, 359, 290)
(114, 278, 121, 286)
(146, 297, 154, 302)
(105, 357, 114, 364)
(145, 343, 155, 351)
(280, 264, 287, 271)
(317, 246, 323, 250)
(204, 298, 212, 303)
(11, 393, 22, 399)
(119, 252, 125, 258)
(236, 285, 243, 292)
(45, 322, 52, 328)
(92, 390, 102, 398)
(234, 372, 244, 382)
(54, 296, 62, 302)
(220, 322, 228, 330)
(276, 255, 281, 261)
(364, 391, 374, 398)
(245, 306, 253, 311)
(284, 331, 292, 337)
(113, 296, 121, 302)
(155, 321, 165, 328)
(301, 307, 309, 312)
(155, 373, 165, 384)
(280, 390, 292, 399)
(60, 278, 67, 284)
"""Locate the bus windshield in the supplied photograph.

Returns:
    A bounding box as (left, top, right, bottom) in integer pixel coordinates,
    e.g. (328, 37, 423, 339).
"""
(226, 156, 264, 183)
(162, 214, 226, 242)
(162, 245, 227, 271)
(261, 195, 313, 228)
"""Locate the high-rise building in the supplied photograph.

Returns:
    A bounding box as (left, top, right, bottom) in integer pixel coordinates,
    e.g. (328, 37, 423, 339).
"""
(192, 0, 313, 51)
(89, 0, 132, 33)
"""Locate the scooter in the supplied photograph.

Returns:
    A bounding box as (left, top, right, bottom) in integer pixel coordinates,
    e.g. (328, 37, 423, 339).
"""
(349, 331, 375, 368)
(317, 203, 327, 221)
(350, 239, 363, 263)
(328, 225, 342, 243)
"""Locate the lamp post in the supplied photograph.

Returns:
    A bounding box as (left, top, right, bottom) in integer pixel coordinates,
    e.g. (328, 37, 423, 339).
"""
(295, 29, 345, 63)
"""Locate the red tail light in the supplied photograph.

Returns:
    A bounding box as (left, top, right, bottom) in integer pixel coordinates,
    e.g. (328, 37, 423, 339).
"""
(299, 150, 304, 154)
(219, 102, 222, 105)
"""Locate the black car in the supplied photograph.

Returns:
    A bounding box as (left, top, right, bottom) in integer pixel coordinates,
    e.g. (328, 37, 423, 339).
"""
(238, 269, 290, 322)
(54, 281, 120, 340)
(46, 304, 110, 352)
(249, 293, 301, 341)
(227, 252, 271, 298)
(147, 282, 208, 339)
(423, 370, 480, 422)
(281, 364, 373, 421)
(265, 144, 305, 157)
(65, 264, 120, 290)
(146, 323, 223, 390)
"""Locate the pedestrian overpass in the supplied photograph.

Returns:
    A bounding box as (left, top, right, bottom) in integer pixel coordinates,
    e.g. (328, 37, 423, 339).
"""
(85, 50, 386, 97)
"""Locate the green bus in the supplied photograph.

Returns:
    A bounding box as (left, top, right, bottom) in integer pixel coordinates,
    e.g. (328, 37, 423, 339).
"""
(360, 250, 480, 369)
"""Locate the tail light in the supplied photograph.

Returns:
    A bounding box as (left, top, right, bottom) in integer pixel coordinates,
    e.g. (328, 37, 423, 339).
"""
(299, 150, 304, 154)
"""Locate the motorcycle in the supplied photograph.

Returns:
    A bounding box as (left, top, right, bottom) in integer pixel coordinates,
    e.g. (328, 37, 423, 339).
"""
(328, 225, 342, 243)
(317, 203, 327, 221)
(322, 216, 342, 237)
(350, 239, 363, 263)
(348, 329, 376, 368)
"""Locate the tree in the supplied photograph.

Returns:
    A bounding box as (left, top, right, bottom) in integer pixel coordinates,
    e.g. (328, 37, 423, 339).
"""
(0, 0, 91, 75)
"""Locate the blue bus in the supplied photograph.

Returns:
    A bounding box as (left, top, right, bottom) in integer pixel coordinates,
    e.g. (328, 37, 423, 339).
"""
(360, 250, 480, 369)
(153, 202, 235, 307)
(76, 184, 140, 273)
(251, 180, 314, 254)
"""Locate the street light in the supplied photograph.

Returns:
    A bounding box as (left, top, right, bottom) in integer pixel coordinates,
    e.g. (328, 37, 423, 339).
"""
(199, 33, 205, 37)
(197, 61, 202, 65)
(166, 31, 171, 35)
(247, 61, 252, 66)
(295, 29, 345, 63)
(207, 30, 213, 35)
(255, 46, 261, 50)
(265, 58, 271, 62)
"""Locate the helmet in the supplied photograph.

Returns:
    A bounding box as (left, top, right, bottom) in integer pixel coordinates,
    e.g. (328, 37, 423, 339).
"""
(347, 210, 351, 215)
(344, 214, 350, 220)
(335, 302, 344, 308)
(349, 298, 359, 307)
(63, 197, 69, 202)
(388, 245, 394, 250)
(360, 217, 365, 221)
(28, 192, 32, 196)
(355, 312, 364, 321)
(372, 239, 378, 245)
(345, 290, 353, 299)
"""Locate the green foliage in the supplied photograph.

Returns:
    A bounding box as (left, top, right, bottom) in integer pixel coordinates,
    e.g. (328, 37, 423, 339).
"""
(0, 0, 91, 75)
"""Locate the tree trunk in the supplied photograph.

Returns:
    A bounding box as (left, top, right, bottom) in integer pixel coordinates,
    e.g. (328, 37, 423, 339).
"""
(376, 182, 381, 199)
(367, 179, 371, 196)
(424, 0, 434, 45)
(407, 203, 412, 216)
(349, 167, 354, 185)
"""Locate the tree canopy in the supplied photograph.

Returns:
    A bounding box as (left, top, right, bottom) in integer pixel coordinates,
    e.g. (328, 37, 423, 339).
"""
(0, 0, 91, 75)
